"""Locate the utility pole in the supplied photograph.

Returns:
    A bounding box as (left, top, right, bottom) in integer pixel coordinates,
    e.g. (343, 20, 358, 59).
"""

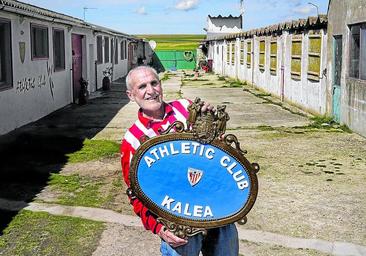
(239, 0, 244, 29)
(308, 2, 319, 16)
(83, 7, 97, 21)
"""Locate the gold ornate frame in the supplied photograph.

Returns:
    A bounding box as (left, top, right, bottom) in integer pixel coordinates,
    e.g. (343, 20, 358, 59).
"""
(128, 98, 260, 238)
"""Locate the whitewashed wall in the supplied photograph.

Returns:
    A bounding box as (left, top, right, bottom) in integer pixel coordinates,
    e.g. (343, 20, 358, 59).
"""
(0, 11, 132, 135)
(0, 12, 72, 135)
(210, 28, 328, 115)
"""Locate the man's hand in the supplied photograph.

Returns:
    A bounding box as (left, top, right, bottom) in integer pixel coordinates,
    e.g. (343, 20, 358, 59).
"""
(158, 226, 188, 248)
(201, 102, 215, 113)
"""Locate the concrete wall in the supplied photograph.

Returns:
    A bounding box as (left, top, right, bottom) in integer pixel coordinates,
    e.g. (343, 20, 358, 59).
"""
(0, 9, 135, 135)
(0, 12, 73, 135)
(212, 26, 328, 115)
(327, 0, 366, 136)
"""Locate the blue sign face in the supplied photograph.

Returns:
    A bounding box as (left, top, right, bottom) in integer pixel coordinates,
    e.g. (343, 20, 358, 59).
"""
(135, 139, 252, 222)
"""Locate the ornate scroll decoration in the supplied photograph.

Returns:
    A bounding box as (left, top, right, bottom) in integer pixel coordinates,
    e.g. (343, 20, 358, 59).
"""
(187, 97, 231, 144)
(157, 217, 207, 239)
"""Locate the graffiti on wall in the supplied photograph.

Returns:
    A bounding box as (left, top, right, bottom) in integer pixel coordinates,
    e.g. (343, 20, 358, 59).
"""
(16, 62, 55, 100)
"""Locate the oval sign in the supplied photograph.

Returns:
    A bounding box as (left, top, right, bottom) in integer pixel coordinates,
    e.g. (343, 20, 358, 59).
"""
(130, 133, 259, 229)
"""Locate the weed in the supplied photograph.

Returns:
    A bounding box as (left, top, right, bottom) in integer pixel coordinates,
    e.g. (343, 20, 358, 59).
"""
(66, 139, 119, 163)
(0, 210, 104, 255)
(161, 73, 170, 81)
(47, 174, 109, 207)
(256, 125, 275, 131)
(218, 76, 226, 81)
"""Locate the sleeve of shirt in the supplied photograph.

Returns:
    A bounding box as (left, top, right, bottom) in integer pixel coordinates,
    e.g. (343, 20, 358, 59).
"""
(120, 139, 163, 234)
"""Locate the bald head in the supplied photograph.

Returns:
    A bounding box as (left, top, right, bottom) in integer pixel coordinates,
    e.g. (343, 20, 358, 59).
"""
(125, 66, 159, 91)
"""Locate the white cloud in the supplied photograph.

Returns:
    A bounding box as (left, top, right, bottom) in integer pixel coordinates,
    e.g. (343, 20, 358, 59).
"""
(175, 0, 199, 11)
(136, 6, 147, 15)
(293, 5, 313, 15)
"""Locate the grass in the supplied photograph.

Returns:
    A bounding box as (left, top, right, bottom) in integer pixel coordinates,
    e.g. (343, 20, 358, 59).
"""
(135, 34, 205, 51)
(223, 79, 246, 88)
(161, 72, 171, 81)
(66, 139, 120, 163)
(0, 210, 104, 256)
(47, 174, 110, 208)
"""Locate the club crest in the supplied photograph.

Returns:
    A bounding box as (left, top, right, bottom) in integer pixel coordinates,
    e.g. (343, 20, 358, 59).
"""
(187, 167, 203, 186)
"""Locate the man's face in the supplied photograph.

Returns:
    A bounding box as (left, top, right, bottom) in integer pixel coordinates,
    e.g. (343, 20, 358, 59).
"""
(127, 69, 163, 115)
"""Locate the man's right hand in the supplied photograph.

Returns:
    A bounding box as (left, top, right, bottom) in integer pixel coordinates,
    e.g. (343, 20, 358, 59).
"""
(158, 226, 188, 248)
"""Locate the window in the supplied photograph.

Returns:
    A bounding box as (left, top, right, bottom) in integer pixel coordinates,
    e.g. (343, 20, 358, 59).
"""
(308, 33, 322, 81)
(114, 39, 118, 64)
(31, 24, 49, 59)
(0, 18, 12, 90)
(291, 36, 302, 80)
(97, 36, 103, 63)
(349, 23, 366, 80)
(259, 39, 265, 70)
(124, 41, 128, 60)
(240, 40, 245, 65)
(111, 38, 114, 64)
(231, 42, 235, 65)
(246, 41, 252, 68)
(270, 40, 277, 75)
(104, 36, 109, 63)
(121, 41, 124, 60)
(226, 42, 230, 64)
(53, 29, 65, 71)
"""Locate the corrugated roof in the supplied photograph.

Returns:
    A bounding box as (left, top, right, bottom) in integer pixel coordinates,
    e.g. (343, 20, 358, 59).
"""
(205, 14, 328, 41)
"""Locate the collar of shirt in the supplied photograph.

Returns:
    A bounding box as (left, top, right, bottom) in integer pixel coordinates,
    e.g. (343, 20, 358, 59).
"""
(137, 102, 174, 128)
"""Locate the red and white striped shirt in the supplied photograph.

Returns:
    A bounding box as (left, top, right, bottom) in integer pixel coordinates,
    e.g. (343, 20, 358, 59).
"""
(120, 99, 191, 234)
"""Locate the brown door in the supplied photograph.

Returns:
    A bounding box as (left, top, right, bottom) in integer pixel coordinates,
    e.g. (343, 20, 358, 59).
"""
(72, 34, 83, 103)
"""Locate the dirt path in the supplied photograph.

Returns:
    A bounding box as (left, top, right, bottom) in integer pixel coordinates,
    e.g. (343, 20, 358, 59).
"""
(1, 71, 365, 256)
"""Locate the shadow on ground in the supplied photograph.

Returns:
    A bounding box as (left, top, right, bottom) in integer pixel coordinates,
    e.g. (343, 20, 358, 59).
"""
(0, 80, 129, 234)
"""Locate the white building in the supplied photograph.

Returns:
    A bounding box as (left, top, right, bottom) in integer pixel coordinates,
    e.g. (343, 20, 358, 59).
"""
(205, 15, 243, 40)
(0, 0, 149, 135)
(206, 15, 328, 115)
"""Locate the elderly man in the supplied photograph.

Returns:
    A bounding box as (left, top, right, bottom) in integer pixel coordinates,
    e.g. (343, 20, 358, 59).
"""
(120, 66, 238, 256)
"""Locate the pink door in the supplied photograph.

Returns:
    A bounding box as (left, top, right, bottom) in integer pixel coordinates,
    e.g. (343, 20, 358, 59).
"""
(72, 34, 83, 102)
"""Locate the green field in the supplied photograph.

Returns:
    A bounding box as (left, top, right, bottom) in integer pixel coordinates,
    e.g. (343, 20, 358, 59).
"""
(135, 34, 206, 51)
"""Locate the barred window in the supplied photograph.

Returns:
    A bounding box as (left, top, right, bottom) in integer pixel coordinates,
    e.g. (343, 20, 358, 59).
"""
(97, 36, 103, 63)
(240, 40, 245, 65)
(104, 36, 109, 63)
(231, 42, 235, 66)
(349, 23, 366, 80)
(291, 36, 302, 80)
(259, 39, 265, 70)
(0, 18, 12, 90)
(246, 41, 252, 68)
(115, 39, 119, 64)
(308, 33, 322, 81)
(226, 42, 230, 65)
(270, 40, 277, 75)
(31, 24, 49, 59)
(53, 28, 65, 71)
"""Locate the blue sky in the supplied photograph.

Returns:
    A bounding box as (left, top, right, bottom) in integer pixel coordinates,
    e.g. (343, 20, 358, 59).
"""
(20, 0, 328, 34)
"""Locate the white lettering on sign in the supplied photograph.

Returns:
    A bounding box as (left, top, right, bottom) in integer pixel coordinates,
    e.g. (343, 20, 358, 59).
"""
(145, 142, 215, 168)
(220, 156, 249, 190)
(161, 195, 214, 218)
(143, 141, 249, 191)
